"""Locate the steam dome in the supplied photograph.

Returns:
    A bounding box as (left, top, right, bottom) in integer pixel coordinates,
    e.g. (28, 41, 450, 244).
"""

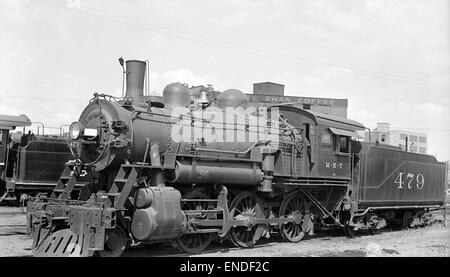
(162, 83, 190, 108)
(216, 89, 249, 109)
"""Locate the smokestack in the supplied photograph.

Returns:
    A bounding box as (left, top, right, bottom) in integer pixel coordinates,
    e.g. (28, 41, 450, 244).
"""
(125, 60, 146, 103)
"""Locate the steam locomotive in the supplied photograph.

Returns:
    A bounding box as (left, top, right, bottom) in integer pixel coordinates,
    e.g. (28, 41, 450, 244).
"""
(27, 59, 448, 257)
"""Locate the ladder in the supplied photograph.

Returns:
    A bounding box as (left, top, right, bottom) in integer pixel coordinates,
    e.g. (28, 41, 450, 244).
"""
(50, 164, 78, 200)
(105, 165, 139, 209)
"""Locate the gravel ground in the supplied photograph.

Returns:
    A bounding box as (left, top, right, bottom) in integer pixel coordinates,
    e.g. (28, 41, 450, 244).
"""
(0, 206, 448, 257)
(193, 222, 450, 257)
(0, 207, 32, 257)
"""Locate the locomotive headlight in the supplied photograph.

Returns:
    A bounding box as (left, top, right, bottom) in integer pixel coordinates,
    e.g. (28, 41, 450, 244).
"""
(69, 122, 83, 140)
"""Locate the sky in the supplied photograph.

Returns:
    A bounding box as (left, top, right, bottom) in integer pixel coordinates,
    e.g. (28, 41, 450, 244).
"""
(0, 0, 449, 161)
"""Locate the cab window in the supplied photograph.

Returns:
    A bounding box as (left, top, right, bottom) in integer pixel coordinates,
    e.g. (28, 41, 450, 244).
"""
(339, 136, 349, 153)
(321, 132, 334, 152)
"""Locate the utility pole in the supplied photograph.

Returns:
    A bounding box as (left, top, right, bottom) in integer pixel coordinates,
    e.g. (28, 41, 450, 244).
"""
(405, 136, 408, 152)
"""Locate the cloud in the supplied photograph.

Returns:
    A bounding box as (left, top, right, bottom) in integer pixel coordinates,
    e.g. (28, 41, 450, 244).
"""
(0, 0, 448, 161)
(416, 103, 449, 119)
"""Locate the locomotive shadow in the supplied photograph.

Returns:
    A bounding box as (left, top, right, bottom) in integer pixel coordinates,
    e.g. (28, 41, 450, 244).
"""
(122, 230, 366, 257)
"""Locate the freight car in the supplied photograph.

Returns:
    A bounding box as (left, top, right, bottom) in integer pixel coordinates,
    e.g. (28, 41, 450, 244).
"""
(0, 115, 90, 205)
(26, 59, 448, 257)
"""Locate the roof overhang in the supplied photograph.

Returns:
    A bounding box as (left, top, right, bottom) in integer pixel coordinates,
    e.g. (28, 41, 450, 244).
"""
(0, 114, 32, 130)
(329, 127, 362, 138)
(270, 105, 365, 131)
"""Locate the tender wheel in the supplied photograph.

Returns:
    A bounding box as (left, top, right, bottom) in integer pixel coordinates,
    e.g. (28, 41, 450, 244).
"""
(402, 211, 414, 229)
(229, 191, 265, 248)
(176, 191, 213, 254)
(279, 194, 306, 242)
(96, 226, 127, 257)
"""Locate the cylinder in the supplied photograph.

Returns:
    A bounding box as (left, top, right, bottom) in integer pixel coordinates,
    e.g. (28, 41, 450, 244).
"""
(134, 188, 154, 209)
(125, 60, 146, 103)
(131, 187, 185, 241)
(173, 160, 263, 185)
(131, 208, 156, 240)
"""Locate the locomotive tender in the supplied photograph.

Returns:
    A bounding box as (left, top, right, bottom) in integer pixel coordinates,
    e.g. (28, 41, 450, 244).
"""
(27, 59, 448, 257)
(0, 115, 88, 205)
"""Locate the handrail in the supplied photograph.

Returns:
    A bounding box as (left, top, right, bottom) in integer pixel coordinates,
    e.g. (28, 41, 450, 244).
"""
(195, 140, 270, 155)
(59, 124, 70, 137)
(31, 121, 45, 135)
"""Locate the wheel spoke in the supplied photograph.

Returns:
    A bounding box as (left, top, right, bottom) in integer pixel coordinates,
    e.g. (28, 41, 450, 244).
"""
(229, 192, 264, 248)
(279, 195, 306, 243)
(177, 191, 213, 253)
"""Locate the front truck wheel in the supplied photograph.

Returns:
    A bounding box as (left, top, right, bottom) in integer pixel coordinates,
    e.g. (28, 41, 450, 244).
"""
(96, 226, 127, 257)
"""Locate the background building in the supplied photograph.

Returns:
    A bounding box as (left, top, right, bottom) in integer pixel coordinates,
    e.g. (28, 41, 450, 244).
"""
(364, 122, 428, 154)
(205, 81, 349, 118)
(446, 161, 449, 192)
(247, 82, 348, 118)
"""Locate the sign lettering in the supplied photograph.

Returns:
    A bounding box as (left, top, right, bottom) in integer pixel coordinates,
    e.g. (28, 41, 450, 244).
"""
(394, 172, 424, 190)
(325, 162, 344, 169)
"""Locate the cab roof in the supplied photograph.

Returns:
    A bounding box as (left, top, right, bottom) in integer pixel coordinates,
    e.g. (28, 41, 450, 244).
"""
(271, 104, 365, 131)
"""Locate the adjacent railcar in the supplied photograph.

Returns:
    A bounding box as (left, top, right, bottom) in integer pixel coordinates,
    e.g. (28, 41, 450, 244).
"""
(0, 114, 31, 201)
(1, 116, 91, 204)
(26, 59, 447, 257)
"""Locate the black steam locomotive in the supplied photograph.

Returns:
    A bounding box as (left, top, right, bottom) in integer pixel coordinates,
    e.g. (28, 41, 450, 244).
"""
(27, 59, 448, 257)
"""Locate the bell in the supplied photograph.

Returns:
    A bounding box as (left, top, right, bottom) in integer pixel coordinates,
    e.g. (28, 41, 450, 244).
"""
(199, 90, 209, 105)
